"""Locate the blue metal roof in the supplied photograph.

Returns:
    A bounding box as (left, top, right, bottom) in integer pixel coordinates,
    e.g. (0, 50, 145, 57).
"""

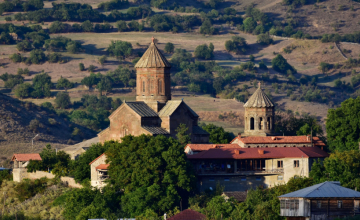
(279, 181, 360, 198)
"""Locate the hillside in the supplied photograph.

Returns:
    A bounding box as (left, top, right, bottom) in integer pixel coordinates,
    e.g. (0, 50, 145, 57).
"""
(0, 92, 96, 159)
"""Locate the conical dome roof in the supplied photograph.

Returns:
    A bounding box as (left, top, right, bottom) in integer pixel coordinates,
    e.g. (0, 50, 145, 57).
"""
(135, 38, 171, 68)
(244, 85, 274, 108)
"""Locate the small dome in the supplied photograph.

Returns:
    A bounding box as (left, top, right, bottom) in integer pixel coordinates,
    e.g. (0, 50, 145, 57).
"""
(135, 37, 171, 68)
(244, 86, 274, 108)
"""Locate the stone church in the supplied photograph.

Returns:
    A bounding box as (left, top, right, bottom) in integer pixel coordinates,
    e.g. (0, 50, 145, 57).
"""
(97, 38, 209, 144)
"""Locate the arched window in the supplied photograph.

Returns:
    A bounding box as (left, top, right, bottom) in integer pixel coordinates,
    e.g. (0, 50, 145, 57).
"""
(267, 117, 271, 129)
(275, 146, 277, 148)
(150, 80, 154, 93)
(259, 117, 263, 130)
(257, 146, 259, 148)
(142, 81, 145, 93)
(250, 117, 254, 130)
(284, 146, 286, 148)
(159, 80, 162, 94)
(248, 146, 250, 148)
(265, 146, 268, 148)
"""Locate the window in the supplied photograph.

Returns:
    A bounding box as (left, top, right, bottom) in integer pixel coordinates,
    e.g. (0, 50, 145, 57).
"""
(259, 117, 263, 130)
(267, 117, 271, 129)
(290, 200, 295, 210)
(285, 200, 290, 209)
(277, 175, 283, 180)
(159, 80, 162, 93)
(209, 178, 215, 181)
(280, 200, 286, 209)
(256, 177, 261, 181)
(224, 178, 230, 181)
(250, 117, 254, 130)
(142, 81, 145, 92)
(294, 160, 300, 167)
(281, 200, 299, 210)
(241, 176, 246, 181)
(277, 160, 283, 168)
(338, 200, 343, 208)
(317, 201, 321, 209)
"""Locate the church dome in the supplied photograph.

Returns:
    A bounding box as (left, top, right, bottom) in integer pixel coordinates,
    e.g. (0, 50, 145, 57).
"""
(135, 37, 171, 68)
(243, 85, 274, 108)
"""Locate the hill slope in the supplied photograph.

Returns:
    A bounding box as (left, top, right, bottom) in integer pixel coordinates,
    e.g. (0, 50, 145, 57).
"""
(0, 93, 96, 159)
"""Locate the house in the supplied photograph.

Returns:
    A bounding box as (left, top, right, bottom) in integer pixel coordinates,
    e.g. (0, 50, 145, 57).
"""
(278, 181, 360, 220)
(167, 209, 206, 220)
(97, 38, 209, 144)
(186, 147, 328, 192)
(11, 153, 42, 182)
(89, 153, 108, 188)
(63, 136, 99, 160)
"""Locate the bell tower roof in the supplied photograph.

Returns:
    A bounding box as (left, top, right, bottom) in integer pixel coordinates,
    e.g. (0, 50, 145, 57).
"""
(244, 83, 274, 108)
(135, 37, 171, 68)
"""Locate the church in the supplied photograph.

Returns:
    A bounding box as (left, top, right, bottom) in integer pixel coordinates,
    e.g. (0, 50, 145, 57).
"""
(98, 38, 209, 144)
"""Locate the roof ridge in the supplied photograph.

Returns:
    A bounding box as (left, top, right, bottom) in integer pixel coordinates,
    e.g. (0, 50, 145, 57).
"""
(244, 87, 274, 108)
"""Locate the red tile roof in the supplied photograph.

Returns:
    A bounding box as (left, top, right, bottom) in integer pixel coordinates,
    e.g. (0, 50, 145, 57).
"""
(167, 209, 206, 220)
(185, 144, 240, 151)
(231, 135, 325, 146)
(96, 164, 109, 170)
(89, 153, 106, 165)
(187, 147, 328, 160)
(11, 154, 42, 162)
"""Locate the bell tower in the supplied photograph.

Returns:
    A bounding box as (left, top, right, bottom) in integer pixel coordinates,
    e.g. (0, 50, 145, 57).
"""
(134, 37, 171, 112)
(242, 83, 275, 137)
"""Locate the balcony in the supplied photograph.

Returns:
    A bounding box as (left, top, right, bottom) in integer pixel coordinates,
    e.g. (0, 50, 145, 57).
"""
(196, 168, 284, 176)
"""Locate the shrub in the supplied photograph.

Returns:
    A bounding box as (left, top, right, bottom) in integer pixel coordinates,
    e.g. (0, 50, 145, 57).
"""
(10, 53, 23, 63)
(56, 77, 74, 91)
(98, 55, 107, 66)
(164, 42, 175, 53)
(259, 60, 268, 70)
(88, 65, 96, 72)
(79, 63, 85, 71)
(271, 54, 296, 74)
(107, 40, 133, 59)
(257, 33, 273, 45)
(194, 43, 214, 60)
(5, 16, 11, 21)
(29, 119, 40, 133)
(225, 36, 247, 54)
(29, 49, 46, 64)
(16, 41, 32, 51)
(47, 52, 63, 63)
(116, 20, 128, 32)
(55, 92, 71, 109)
(200, 19, 219, 35)
(66, 41, 83, 54)
(17, 68, 30, 76)
(14, 83, 33, 99)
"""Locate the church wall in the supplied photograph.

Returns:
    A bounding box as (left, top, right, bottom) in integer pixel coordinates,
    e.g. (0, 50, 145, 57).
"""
(141, 117, 161, 127)
(168, 104, 196, 139)
(244, 107, 274, 136)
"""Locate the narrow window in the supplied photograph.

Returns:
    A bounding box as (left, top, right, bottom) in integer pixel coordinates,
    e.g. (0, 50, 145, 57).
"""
(250, 117, 254, 130)
(267, 117, 271, 129)
(290, 200, 295, 210)
(159, 80, 162, 93)
(277, 175, 283, 180)
(142, 81, 145, 92)
(338, 200, 343, 208)
(256, 177, 261, 181)
(280, 200, 286, 209)
(317, 201, 321, 209)
(294, 160, 300, 167)
(241, 176, 246, 181)
(295, 200, 299, 209)
(277, 160, 283, 168)
(259, 117, 263, 130)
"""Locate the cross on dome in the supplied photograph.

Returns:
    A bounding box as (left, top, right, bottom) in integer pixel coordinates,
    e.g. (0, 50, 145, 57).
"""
(258, 82, 261, 89)
(151, 36, 155, 43)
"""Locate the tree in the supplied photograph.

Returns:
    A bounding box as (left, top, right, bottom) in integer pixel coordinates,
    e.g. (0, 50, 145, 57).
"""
(33, 72, 52, 92)
(106, 135, 196, 217)
(243, 17, 257, 33)
(79, 63, 85, 71)
(176, 123, 191, 145)
(116, 20, 128, 32)
(88, 65, 96, 72)
(188, 83, 201, 93)
(47, 52, 62, 63)
(49, 21, 68, 33)
(66, 41, 83, 54)
(225, 36, 247, 54)
(200, 19, 218, 35)
(97, 75, 113, 95)
(56, 77, 74, 91)
(81, 73, 99, 90)
(257, 33, 273, 45)
(81, 20, 94, 32)
(203, 196, 235, 219)
(55, 92, 71, 109)
(98, 55, 107, 66)
(201, 124, 233, 144)
(16, 41, 32, 51)
(310, 151, 360, 190)
(271, 54, 296, 74)
(164, 42, 175, 53)
(0, 32, 15, 44)
(107, 40, 133, 59)
(29, 49, 46, 64)
(326, 97, 360, 152)
(194, 44, 214, 60)
(14, 83, 33, 99)
(318, 62, 332, 74)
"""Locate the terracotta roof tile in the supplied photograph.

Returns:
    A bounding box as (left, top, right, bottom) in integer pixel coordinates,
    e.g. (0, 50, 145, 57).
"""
(96, 164, 109, 170)
(89, 153, 106, 165)
(231, 136, 325, 146)
(168, 209, 206, 220)
(186, 144, 241, 151)
(187, 147, 328, 160)
(11, 154, 42, 162)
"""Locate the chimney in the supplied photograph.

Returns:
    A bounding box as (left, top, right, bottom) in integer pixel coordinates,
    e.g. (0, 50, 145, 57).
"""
(258, 149, 264, 155)
(234, 150, 240, 154)
(307, 135, 310, 141)
(238, 133, 241, 138)
(271, 137, 276, 140)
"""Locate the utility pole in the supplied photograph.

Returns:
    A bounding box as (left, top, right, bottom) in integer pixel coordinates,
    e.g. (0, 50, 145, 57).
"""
(32, 134, 39, 153)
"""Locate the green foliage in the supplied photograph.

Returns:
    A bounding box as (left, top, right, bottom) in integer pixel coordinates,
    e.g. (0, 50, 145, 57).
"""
(188, 83, 201, 93)
(106, 135, 196, 217)
(29, 49, 46, 64)
(97, 75, 113, 95)
(47, 52, 63, 63)
(326, 97, 360, 152)
(259, 60, 268, 70)
(0, 73, 24, 89)
(106, 65, 135, 88)
(203, 196, 236, 219)
(194, 43, 214, 60)
(164, 42, 175, 53)
(200, 19, 218, 35)
(55, 92, 71, 109)
(176, 123, 191, 145)
(81, 73, 99, 89)
(201, 123, 233, 144)
(116, 20, 128, 32)
(49, 21, 69, 33)
(66, 41, 83, 54)
(32, 72, 52, 98)
(10, 53, 24, 63)
(310, 151, 360, 190)
(88, 65, 96, 72)
(225, 36, 248, 54)
(243, 17, 257, 33)
(14, 83, 33, 99)
(79, 63, 85, 71)
(0, 170, 11, 186)
(56, 77, 74, 91)
(15, 178, 48, 202)
(17, 67, 30, 76)
(257, 33, 274, 45)
(98, 0, 129, 11)
(98, 55, 107, 66)
(17, 41, 32, 51)
(272, 54, 296, 74)
(318, 62, 333, 74)
(107, 40, 133, 59)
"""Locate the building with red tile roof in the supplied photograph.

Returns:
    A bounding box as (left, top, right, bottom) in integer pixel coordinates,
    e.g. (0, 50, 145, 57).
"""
(12, 153, 42, 182)
(167, 209, 206, 220)
(89, 153, 109, 188)
(11, 154, 42, 162)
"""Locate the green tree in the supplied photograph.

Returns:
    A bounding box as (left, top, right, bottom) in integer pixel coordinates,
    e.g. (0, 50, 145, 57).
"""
(49, 21, 67, 33)
(81, 73, 99, 90)
(14, 83, 33, 99)
(16, 41, 32, 51)
(98, 55, 107, 66)
(318, 62, 332, 74)
(188, 83, 201, 93)
(116, 20, 128, 32)
(164, 42, 175, 53)
(203, 196, 235, 219)
(176, 123, 191, 145)
(56, 77, 74, 91)
(201, 124, 233, 144)
(97, 75, 113, 95)
(29, 49, 46, 64)
(81, 20, 94, 32)
(79, 63, 85, 71)
(107, 40, 133, 59)
(200, 19, 218, 35)
(33, 72, 52, 94)
(310, 151, 360, 190)
(55, 92, 71, 109)
(106, 135, 196, 217)
(66, 41, 83, 54)
(271, 54, 296, 74)
(225, 36, 247, 54)
(0, 170, 11, 186)
(326, 97, 360, 152)
(257, 33, 273, 45)
(194, 44, 214, 60)
(243, 17, 257, 33)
